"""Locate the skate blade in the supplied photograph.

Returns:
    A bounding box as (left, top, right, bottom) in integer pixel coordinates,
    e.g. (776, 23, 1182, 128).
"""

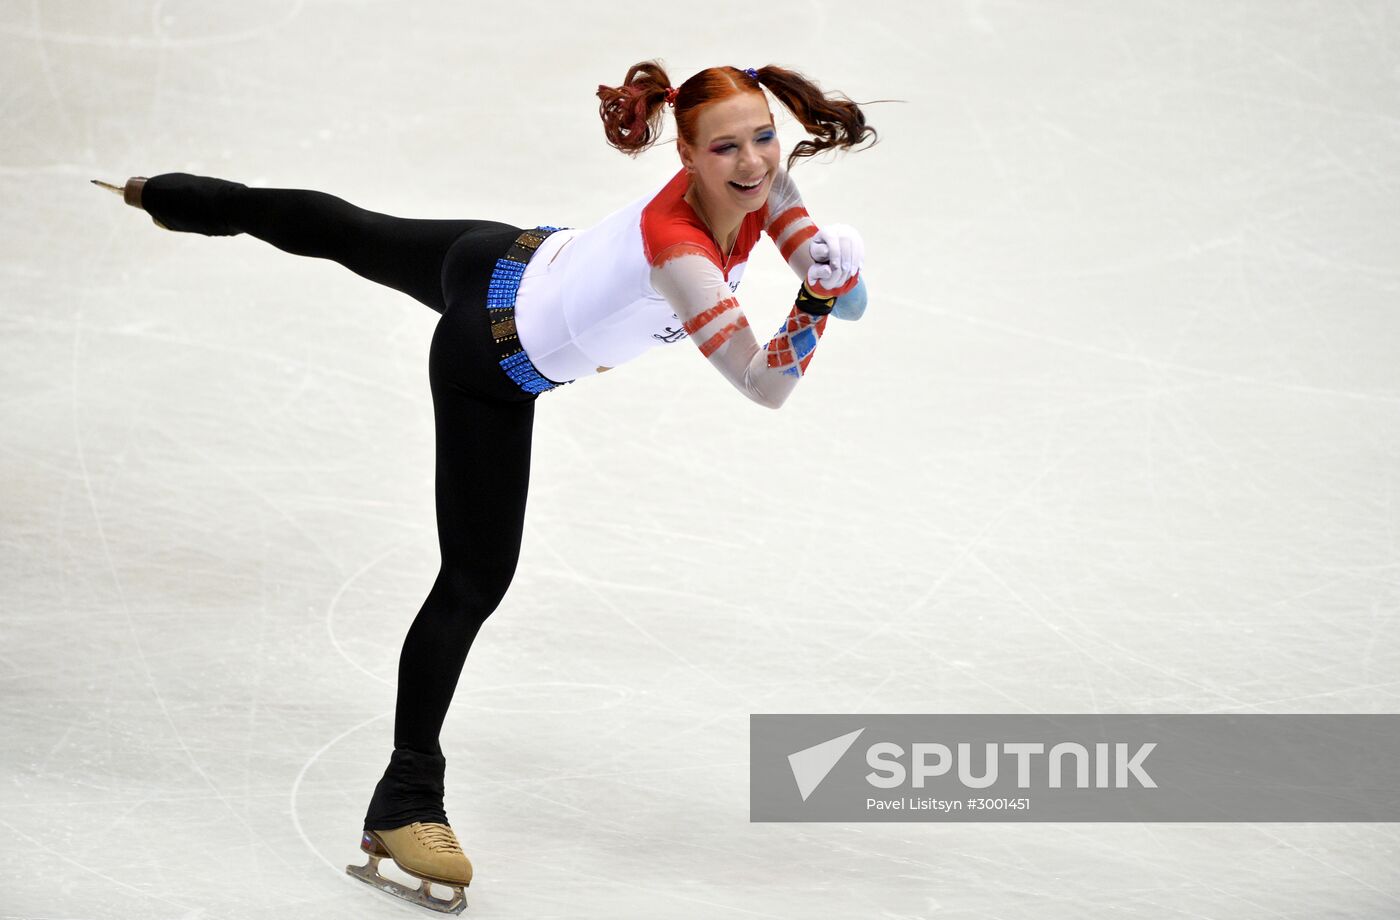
(91, 178, 167, 229)
(347, 856, 467, 915)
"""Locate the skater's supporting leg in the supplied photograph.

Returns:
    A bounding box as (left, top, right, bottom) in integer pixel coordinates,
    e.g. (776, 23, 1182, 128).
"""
(399, 382, 534, 757)
(364, 331, 534, 830)
(362, 390, 533, 828)
(140, 173, 511, 313)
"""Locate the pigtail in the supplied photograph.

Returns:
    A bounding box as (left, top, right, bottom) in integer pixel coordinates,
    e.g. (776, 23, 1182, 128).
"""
(597, 60, 673, 156)
(751, 65, 879, 171)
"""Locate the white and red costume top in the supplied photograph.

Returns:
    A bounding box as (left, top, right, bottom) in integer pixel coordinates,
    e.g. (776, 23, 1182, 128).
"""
(513, 166, 858, 408)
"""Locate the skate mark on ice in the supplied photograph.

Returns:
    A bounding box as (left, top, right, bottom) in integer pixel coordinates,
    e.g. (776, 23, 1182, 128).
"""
(69, 314, 271, 853)
(325, 543, 403, 687)
(290, 710, 389, 877)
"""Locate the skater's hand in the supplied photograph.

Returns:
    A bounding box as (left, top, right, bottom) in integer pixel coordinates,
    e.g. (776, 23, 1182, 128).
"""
(806, 223, 864, 293)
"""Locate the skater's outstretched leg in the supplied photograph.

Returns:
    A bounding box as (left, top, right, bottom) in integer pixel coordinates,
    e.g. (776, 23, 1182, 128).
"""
(100, 173, 512, 314)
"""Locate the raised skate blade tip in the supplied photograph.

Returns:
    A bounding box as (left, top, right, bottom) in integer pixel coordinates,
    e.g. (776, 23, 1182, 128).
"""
(347, 857, 467, 915)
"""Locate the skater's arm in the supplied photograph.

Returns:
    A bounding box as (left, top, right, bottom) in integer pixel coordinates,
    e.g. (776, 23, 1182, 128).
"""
(763, 169, 862, 299)
(650, 249, 834, 410)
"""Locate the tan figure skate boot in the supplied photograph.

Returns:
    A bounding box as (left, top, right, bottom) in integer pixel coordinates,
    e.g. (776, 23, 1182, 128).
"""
(91, 177, 169, 230)
(346, 821, 472, 914)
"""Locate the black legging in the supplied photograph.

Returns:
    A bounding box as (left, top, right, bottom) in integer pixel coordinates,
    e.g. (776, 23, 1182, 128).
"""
(141, 174, 538, 829)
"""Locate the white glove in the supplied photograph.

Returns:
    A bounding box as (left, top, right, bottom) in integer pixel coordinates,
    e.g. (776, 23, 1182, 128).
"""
(806, 223, 864, 291)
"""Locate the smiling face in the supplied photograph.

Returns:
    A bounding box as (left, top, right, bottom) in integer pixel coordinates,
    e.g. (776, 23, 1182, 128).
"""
(677, 91, 781, 223)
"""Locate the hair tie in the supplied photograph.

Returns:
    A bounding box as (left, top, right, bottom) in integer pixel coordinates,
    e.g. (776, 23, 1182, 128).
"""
(664, 86, 678, 107)
(744, 67, 759, 81)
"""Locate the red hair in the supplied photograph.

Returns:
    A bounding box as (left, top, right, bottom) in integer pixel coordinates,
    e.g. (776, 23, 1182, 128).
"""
(596, 61, 877, 172)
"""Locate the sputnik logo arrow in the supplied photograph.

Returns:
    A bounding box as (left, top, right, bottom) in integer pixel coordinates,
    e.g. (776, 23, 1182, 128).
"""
(788, 728, 866, 801)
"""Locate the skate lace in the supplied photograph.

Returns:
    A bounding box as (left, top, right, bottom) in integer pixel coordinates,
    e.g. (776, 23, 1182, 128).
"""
(414, 822, 464, 855)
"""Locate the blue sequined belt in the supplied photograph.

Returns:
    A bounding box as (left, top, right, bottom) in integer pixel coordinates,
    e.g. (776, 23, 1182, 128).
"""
(486, 226, 572, 395)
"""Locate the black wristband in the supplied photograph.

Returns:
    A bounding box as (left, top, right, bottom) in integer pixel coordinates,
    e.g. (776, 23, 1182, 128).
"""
(795, 283, 837, 316)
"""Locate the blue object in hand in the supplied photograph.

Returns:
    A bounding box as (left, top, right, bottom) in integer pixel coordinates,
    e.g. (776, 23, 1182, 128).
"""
(831, 276, 868, 321)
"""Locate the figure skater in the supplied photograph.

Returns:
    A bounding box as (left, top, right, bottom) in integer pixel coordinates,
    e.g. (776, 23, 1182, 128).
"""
(94, 60, 875, 914)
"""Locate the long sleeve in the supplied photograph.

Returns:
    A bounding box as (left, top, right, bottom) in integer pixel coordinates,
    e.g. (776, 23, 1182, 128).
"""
(763, 169, 861, 299)
(650, 246, 829, 410)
